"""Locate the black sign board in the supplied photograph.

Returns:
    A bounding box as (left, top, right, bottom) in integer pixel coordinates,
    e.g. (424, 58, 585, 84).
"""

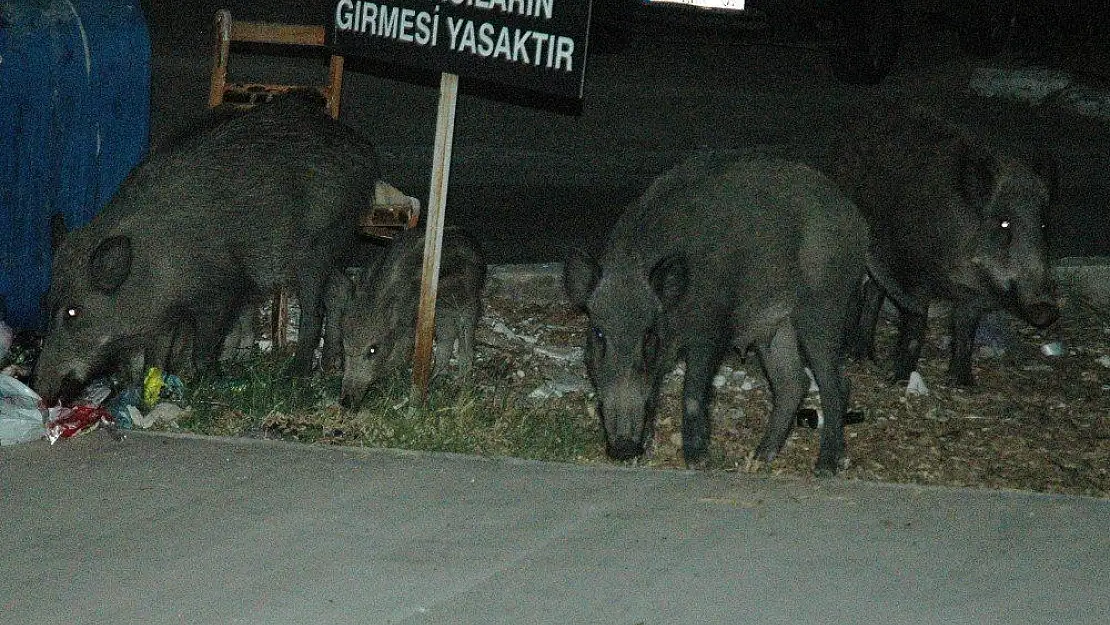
(329, 0, 592, 99)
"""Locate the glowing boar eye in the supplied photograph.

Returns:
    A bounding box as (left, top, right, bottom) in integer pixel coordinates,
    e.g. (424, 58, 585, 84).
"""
(592, 327, 605, 341)
(366, 344, 378, 358)
(1000, 220, 1011, 229)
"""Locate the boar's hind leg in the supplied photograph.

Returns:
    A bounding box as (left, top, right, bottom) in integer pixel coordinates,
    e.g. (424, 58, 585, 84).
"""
(753, 323, 808, 465)
(946, 302, 982, 387)
(797, 321, 852, 477)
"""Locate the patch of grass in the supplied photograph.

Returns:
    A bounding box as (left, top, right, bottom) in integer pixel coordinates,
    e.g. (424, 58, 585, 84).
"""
(173, 350, 601, 463)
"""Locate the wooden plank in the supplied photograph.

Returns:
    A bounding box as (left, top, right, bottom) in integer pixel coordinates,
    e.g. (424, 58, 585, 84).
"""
(230, 22, 325, 46)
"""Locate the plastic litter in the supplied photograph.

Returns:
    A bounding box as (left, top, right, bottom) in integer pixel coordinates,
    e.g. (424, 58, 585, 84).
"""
(1040, 341, 1065, 357)
(0, 374, 47, 445)
(45, 404, 114, 443)
(143, 367, 166, 408)
(146, 402, 187, 426)
(528, 375, 590, 400)
(906, 371, 929, 396)
(796, 408, 865, 429)
(111, 368, 185, 429)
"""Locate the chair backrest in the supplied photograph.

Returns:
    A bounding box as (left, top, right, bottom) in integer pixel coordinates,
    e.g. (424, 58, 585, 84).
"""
(207, 8, 344, 119)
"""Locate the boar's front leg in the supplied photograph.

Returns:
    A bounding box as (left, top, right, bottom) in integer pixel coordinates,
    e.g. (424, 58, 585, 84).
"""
(291, 265, 330, 375)
(892, 306, 928, 383)
(946, 302, 982, 387)
(680, 334, 728, 467)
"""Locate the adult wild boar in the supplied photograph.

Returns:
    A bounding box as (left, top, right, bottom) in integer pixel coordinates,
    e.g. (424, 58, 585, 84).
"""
(34, 92, 380, 402)
(565, 154, 868, 475)
(336, 227, 487, 408)
(834, 110, 1059, 386)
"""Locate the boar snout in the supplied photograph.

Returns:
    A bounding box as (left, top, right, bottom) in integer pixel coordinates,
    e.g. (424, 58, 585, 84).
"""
(606, 438, 644, 461)
(1025, 302, 1060, 328)
(339, 382, 367, 409)
(33, 370, 82, 407)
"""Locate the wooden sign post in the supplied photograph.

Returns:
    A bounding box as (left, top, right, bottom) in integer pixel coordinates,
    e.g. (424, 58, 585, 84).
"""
(412, 72, 458, 394)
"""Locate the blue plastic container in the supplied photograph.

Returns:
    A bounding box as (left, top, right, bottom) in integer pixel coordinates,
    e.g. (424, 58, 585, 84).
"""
(0, 0, 150, 330)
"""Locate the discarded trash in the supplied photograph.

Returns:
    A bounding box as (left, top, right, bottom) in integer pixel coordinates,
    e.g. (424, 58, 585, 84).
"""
(797, 408, 823, 429)
(532, 345, 584, 362)
(488, 320, 538, 345)
(528, 375, 590, 400)
(905, 371, 929, 396)
(46, 404, 114, 443)
(1040, 341, 1065, 357)
(141, 367, 184, 409)
(143, 367, 165, 408)
(78, 377, 115, 407)
(0, 374, 47, 445)
(107, 386, 143, 429)
(796, 408, 865, 429)
(146, 402, 187, 426)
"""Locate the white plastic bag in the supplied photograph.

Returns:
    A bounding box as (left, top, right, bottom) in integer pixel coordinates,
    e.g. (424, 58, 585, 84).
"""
(0, 374, 47, 445)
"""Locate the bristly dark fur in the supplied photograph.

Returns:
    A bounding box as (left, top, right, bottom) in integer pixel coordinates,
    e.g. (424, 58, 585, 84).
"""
(832, 109, 1059, 386)
(565, 155, 869, 475)
(35, 92, 381, 402)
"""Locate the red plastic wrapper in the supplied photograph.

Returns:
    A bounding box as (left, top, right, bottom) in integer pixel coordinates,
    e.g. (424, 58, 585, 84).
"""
(46, 404, 115, 444)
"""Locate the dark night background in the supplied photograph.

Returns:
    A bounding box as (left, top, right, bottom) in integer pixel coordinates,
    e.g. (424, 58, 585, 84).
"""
(142, 1, 1110, 264)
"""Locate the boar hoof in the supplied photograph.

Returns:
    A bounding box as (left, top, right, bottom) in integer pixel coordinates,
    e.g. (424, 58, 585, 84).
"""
(742, 452, 767, 474)
(1026, 303, 1060, 329)
(814, 453, 849, 478)
(681, 441, 709, 468)
(945, 370, 976, 388)
(606, 438, 644, 461)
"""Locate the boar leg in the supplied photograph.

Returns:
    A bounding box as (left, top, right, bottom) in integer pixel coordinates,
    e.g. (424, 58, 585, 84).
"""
(433, 316, 459, 377)
(846, 278, 884, 362)
(291, 267, 328, 375)
(946, 302, 981, 387)
(892, 307, 928, 382)
(680, 335, 728, 466)
(192, 304, 241, 375)
(798, 326, 851, 476)
(457, 314, 476, 374)
(753, 323, 807, 464)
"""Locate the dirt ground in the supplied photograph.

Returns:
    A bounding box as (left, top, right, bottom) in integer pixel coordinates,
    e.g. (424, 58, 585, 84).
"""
(474, 284, 1110, 498)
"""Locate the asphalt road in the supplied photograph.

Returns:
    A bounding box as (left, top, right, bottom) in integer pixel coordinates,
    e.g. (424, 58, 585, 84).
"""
(3, 431, 1108, 624)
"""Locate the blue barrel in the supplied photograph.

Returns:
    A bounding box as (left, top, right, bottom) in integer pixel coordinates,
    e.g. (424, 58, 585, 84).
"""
(0, 0, 150, 330)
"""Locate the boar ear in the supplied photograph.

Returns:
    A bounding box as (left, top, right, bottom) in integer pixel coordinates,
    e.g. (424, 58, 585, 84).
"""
(959, 147, 995, 212)
(649, 253, 688, 308)
(564, 249, 600, 310)
(50, 213, 67, 251)
(1028, 152, 1059, 206)
(89, 236, 133, 293)
(326, 271, 355, 314)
